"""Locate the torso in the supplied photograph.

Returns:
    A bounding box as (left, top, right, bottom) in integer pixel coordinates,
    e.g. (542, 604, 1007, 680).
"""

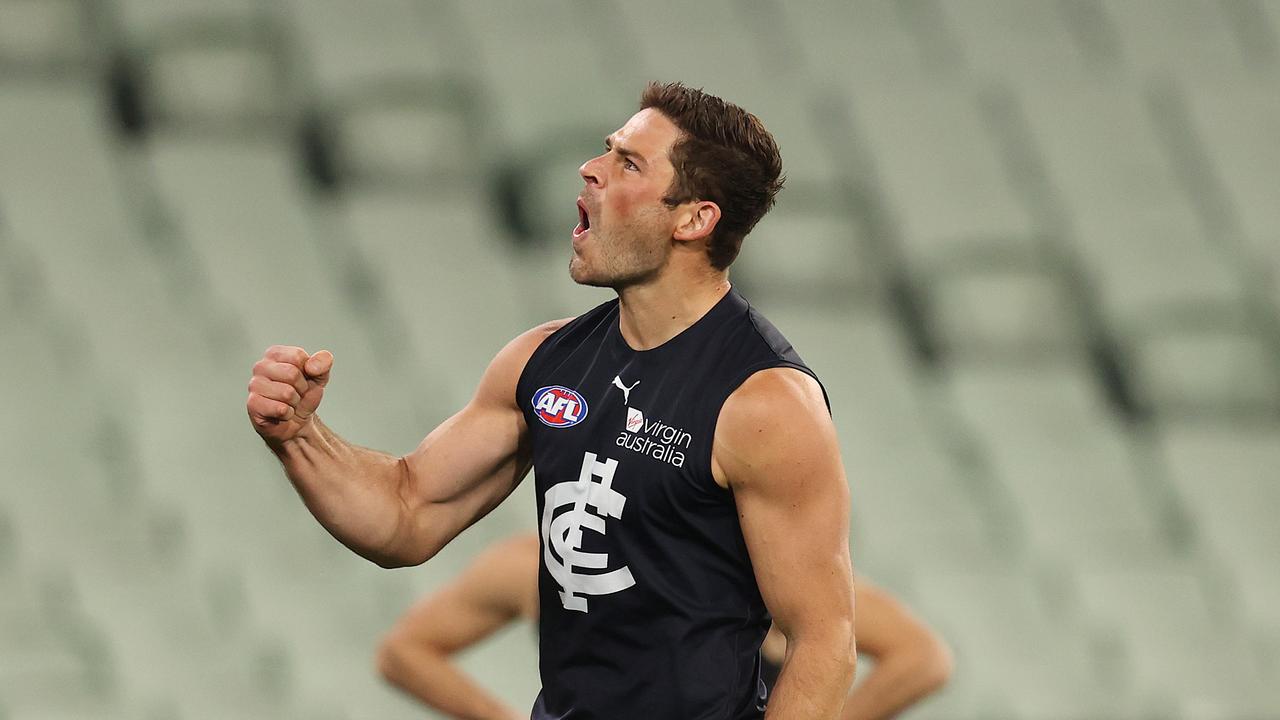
(516, 289, 824, 720)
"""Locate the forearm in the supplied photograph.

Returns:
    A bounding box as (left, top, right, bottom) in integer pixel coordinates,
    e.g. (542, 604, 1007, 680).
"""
(766, 633, 857, 719)
(840, 649, 951, 720)
(269, 416, 419, 567)
(378, 643, 521, 720)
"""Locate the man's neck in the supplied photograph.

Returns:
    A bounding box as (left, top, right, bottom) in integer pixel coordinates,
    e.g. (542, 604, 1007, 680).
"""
(615, 270, 732, 352)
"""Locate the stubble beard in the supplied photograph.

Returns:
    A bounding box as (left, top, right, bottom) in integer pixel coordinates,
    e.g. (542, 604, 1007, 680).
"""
(569, 217, 669, 290)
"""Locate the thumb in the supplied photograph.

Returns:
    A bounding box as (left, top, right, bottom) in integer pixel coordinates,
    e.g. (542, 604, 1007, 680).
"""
(304, 350, 333, 387)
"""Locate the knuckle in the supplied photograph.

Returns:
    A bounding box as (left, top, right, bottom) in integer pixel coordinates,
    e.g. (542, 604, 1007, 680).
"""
(276, 384, 298, 405)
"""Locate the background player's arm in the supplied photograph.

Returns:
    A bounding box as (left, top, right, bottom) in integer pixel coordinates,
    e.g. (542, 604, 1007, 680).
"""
(246, 321, 566, 568)
(760, 580, 951, 720)
(838, 581, 952, 720)
(714, 368, 857, 720)
(377, 534, 539, 720)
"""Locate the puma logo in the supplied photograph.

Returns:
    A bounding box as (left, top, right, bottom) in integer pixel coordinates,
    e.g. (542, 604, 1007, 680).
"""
(612, 375, 640, 404)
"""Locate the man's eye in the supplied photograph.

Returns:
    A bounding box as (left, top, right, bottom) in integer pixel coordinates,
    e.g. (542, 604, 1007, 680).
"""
(624, 159, 639, 171)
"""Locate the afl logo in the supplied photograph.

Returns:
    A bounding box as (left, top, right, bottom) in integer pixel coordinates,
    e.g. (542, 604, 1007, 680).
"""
(532, 386, 588, 428)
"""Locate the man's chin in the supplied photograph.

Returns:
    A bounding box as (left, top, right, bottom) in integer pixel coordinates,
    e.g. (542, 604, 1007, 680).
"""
(570, 272, 613, 289)
(569, 259, 611, 289)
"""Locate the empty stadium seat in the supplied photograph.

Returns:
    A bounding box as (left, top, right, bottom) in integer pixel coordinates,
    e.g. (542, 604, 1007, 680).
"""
(0, 563, 113, 717)
(910, 566, 1123, 719)
(944, 363, 1178, 566)
(734, 193, 879, 307)
(784, 0, 934, 85)
(1018, 82, 1248, 330)
(1156, 422, 1280, 603)
(1178, 81, 1280, 275)
(111, 0, 295, 133)
(847, 83, 1040, 266)
(932, 0, 1095, 82)
(1101, 0, 1251, 80)
(1071, 563, 1271, 716)
(1124, 307, 1280, 419)
(452, 0, 633, 148)
(311, 76, 485, 190)
(336, 190, 530, 404)
(925, 246, 1087, 361)
(142, 134, 427, 449)
(0, 80, 218, 390)
(0, 0, 96, 75)
(282, 0, 461, 88)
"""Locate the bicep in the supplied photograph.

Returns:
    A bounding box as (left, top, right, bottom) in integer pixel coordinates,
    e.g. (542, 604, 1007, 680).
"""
(403, 396, 531, 510)
(399, 320, 567, 555)
(716, 369, 855, 642)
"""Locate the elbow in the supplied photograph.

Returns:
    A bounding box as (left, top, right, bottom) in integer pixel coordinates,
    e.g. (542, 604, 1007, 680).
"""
(885, 633, 953, 697)
(377, 628, 451, 693)
(375, 632, 412, 688)
(918, 635, 954, 693)
(370, 548, 431, 569)
(369, 458, 442, 569)
(370, 542, 439, 569)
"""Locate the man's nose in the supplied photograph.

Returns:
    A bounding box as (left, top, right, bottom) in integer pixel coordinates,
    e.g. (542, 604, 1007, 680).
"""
(579, 155, 603, 187)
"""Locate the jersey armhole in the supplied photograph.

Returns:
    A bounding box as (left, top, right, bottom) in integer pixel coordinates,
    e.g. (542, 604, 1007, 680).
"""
(700, 359, 831, 493)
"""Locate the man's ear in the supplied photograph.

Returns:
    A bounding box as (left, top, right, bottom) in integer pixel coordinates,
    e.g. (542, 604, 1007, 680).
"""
(673, 201, 722, 243)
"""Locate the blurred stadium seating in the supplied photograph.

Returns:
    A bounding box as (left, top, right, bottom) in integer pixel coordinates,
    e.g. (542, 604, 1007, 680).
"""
(1, 1, 1277, 718)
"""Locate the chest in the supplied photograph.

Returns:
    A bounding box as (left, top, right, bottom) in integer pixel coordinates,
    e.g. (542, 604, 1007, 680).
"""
(524, 356, 724, 516)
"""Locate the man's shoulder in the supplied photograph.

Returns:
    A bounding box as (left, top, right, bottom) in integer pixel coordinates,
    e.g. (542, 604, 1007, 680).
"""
(721, 367, 827, 427)
(497, 318, 576, 368)
(710, 366, 833, 489)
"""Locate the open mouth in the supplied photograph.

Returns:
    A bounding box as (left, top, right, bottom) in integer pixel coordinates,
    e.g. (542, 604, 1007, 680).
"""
(573, 199, 591, 239)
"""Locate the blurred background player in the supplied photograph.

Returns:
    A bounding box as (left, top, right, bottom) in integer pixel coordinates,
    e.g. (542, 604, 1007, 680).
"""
(377, 533, 952, 720)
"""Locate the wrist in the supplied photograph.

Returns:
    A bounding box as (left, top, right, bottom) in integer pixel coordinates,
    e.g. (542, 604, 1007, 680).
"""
(266, 415, 320, 454)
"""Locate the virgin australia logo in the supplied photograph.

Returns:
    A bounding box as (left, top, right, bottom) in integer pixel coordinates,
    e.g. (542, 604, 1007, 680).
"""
(625, 407, 644, 432)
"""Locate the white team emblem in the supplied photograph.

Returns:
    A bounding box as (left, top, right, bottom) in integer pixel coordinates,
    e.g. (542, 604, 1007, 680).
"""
(612, 375, 640, 404)
(541, 452, 636, 612)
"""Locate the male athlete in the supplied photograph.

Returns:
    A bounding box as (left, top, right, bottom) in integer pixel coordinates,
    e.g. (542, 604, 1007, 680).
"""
(377, 533, 953, 720)
(247, 82, 856, 718)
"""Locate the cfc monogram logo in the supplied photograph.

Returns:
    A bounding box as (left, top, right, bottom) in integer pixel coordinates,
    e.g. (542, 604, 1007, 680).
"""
(541, 452, 636, 612)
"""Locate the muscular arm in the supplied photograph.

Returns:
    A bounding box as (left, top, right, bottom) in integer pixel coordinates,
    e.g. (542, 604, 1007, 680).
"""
(377, 534, 540, 720)
(248, 321, 566, 568)
(838, 581, 952, 720)
(713, 368, 857, 720)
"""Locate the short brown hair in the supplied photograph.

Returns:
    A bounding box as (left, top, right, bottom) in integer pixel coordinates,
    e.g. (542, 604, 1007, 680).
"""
(640, 82, 784, 269)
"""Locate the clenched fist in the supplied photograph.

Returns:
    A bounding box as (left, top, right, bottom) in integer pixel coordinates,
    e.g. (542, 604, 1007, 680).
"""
(247, 345, 333, 446)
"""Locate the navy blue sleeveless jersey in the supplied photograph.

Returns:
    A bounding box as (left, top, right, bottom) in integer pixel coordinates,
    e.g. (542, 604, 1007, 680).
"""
(516, 288, 826, 720)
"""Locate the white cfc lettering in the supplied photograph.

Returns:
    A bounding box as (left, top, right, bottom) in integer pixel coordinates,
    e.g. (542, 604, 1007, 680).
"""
(541, 452, 635, 612)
